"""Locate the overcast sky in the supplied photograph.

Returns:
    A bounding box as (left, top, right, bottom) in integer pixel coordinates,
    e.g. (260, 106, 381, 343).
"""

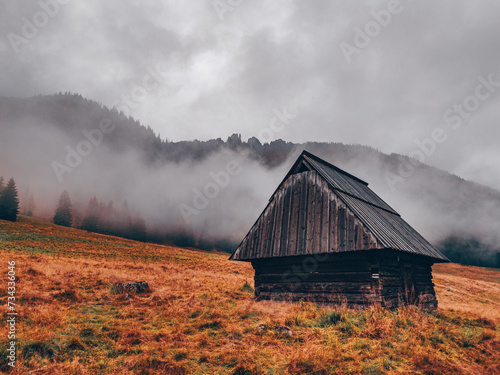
(1, 0, 499, 189)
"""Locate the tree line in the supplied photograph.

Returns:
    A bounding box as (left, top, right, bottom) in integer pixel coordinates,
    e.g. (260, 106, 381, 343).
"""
(52, 191, 147, 242)
(0, 178, 233, 250)
(0, 176, 20, 221)
(438, 236, 500, 269)
(0, 178, 147, 242)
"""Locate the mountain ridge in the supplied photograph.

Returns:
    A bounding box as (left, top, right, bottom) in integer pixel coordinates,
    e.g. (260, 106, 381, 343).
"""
(0, 93, 499, 267)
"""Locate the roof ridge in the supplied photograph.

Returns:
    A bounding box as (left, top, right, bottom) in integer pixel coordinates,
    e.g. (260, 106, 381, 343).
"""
(300, 151, 398, 215)
(301, 150, 368, 186)
(230, 150, 449, 262)
(330, 187, 401, 216)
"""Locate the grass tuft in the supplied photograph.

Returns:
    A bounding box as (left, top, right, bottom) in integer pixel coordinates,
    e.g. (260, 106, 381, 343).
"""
(316, 310, 343, 328)
(240, 282, 255, 294)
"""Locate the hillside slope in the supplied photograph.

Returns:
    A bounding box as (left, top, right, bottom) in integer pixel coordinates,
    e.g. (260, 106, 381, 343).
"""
(0, 217, 499, 374)
(1, 94, 500, 267)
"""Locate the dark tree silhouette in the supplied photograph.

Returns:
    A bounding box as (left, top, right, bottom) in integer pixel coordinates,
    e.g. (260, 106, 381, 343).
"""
(24, 193, 36, 217)
(118, 201, 132, 230)
(53, 191, 73, 227)
(0, 177, 4, 218)
(0, 178, 20, 221)
(438, 236, 500, 269)
(81, 197, 100, 232)
(129, 215, 147, 241)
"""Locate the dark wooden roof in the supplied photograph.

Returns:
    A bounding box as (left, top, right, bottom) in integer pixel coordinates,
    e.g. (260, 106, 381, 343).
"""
(230, 150, 449, 262)
(297, 151, 398, 215)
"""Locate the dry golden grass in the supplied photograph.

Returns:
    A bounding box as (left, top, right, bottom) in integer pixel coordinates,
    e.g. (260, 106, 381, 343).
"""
(433, 263, 500, 321)
(0, 216, 499, 374)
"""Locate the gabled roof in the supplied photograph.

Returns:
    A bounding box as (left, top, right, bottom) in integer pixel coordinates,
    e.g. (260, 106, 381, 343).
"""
(284, 151, 398, 215)
(230, 150, 449, 262)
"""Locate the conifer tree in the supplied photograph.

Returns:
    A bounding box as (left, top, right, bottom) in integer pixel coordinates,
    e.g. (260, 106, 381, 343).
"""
(81, 197, 100, 232)
(24, 193, 36, 217)
(0, 176, 4, 219)
(0, 178, 20, 221)
(53, 191, 73, 227)
(129, 215, 147, 241)
(115, 201, 132, 237)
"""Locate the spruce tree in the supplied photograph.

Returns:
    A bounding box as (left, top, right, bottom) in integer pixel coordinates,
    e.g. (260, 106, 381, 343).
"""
(81, 197, 100, 232)
(0, 176, 4, 219)
(0, 178, 5, 220)
(24, 193, 36, 217)
(0, 178, 20, 221)
(53, 191, 73, 227)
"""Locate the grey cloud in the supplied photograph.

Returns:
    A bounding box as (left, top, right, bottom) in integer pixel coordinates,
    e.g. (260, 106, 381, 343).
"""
(1, 0, 499, 189)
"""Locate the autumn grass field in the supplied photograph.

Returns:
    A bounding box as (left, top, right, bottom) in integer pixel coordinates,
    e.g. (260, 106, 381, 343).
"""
(0, 216, 499, 374)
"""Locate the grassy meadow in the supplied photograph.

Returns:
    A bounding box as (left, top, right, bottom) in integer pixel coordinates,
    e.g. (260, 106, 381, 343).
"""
(0, 216, 499, 374)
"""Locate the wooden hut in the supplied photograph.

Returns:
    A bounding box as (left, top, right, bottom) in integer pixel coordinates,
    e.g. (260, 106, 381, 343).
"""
(229, 151, 449, 309)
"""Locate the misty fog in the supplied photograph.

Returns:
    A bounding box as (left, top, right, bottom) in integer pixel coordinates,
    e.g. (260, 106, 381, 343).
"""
(1, 95, 499, 265)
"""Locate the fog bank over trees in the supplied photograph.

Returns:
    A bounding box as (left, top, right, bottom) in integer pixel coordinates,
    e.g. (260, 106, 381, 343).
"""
(0, 94, 499, 266)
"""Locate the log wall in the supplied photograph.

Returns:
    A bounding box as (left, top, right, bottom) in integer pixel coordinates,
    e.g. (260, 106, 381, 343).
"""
(378, 252, 438, 309)
(252, 250, 438, 309)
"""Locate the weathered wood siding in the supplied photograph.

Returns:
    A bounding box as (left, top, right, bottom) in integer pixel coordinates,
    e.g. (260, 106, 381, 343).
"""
(252, 252, 380, 307)
(252, 250, 438, 309)
(378, 252, 438, 309)
(235, 171, 381, 260)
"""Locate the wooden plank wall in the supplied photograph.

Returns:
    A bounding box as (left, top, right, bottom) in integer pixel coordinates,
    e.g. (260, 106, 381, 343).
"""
(252, 251, 438, 309)
(235, 171, 380, 260)
(378, 252, 438, 309)
(252, 253, 381, 308)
